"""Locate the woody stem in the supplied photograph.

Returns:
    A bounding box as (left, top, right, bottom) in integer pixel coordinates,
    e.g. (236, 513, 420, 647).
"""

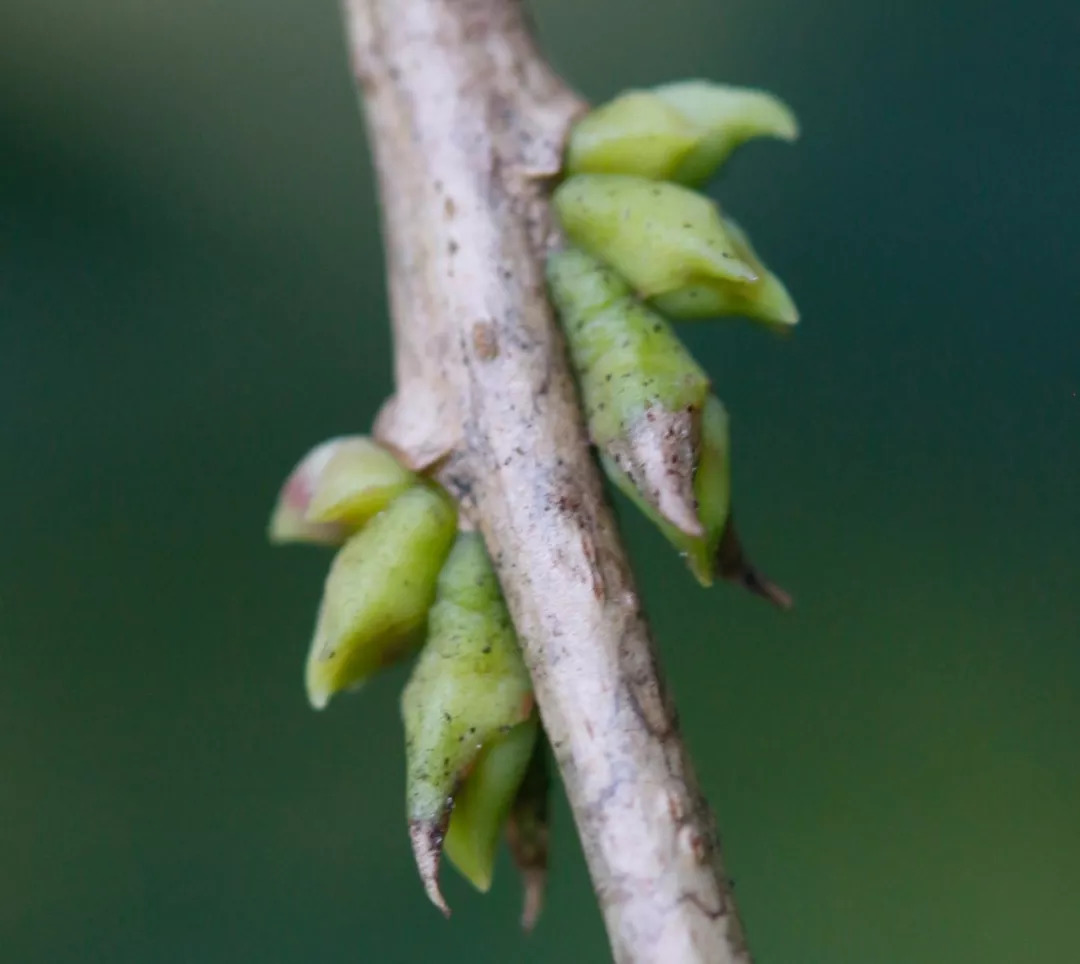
(342, 1, 752, 961)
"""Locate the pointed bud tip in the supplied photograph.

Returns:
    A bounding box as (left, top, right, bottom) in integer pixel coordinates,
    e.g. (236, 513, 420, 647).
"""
(686, 557, 715, 589)
(658, 492, 707, 539)
(267, 508, 344, 547)
(754, 98, 799, 144)
(461, 865, 494, 894)
(615, 408, 708, 538)
(727, 567, 794, 610)
(520, 867, 547, 933)
(717, 518, 793, 610)
(305, 642, 373, 710)
(304, 634, 332, 709)
(306, 684, 330, 711)
(760, 278, 801, 327)
(652, 81, 800, 141)
(409, 820, 451, 917)
(267, 437, 358, 546)
(773, 105, 800, 142)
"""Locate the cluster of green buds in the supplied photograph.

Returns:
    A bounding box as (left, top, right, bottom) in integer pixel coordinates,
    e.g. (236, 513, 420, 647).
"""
(269, 438, 547, 922)
(265, 76, 801, 933)
(549, 80, 798, 602)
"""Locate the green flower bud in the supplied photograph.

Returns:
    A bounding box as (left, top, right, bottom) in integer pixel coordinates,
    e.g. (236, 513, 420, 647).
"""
(564, 82, 797, 186)
(548, 248, 793, 601)
(565, 91, 701, 181)
(546, 247, 711, 536)
(401, 532, 537, 914)
(651, 215, 799, 327)
(652, 80, 799, 187)
(268, 436, 416, 546)
(553, 174, 757, 298)
(305, 484, 457, 709)
(505, 733, 551, 932)
(443, 718, 538, 896)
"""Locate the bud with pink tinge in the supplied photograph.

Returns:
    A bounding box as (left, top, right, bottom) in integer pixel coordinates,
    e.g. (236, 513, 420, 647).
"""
(268, 436, 416, 546)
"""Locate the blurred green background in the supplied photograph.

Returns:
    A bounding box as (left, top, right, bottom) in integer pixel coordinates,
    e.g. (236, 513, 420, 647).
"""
(2, 1, 1077, 961)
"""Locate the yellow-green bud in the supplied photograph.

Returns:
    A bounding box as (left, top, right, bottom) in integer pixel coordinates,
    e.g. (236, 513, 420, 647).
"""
(401, 532, 537, 914)
(546, 246, 711, 537)
(553, 174, 756, 298)
(443, 718, 538, 896)
(268, 436, 416, 546)
(651, 215, 799, 327)
(565, 91, 701, 181)
(565, 81, 797, 186)
(305, 484, 457, 709)
(652, 80, 799, 186)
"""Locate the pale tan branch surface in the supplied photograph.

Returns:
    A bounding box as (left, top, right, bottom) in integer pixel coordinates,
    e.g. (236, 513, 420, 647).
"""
(343, 1, 750, 960)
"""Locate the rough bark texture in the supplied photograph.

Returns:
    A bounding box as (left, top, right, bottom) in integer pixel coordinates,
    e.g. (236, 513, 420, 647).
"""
(342, 1, 751, 960)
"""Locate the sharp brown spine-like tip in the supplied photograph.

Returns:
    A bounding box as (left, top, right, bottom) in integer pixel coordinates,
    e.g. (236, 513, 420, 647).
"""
(717, 516, 793, 610)
(519, 866, 547, 933)
(506, 733, 550, 933)
(409, 819, 451, 917)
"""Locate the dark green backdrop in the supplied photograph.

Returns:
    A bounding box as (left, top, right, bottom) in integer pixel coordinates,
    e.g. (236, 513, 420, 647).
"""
(2, 1, 1077, 961)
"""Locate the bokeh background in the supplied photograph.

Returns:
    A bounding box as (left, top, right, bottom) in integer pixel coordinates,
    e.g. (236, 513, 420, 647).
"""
(2, 1, 1077, 961)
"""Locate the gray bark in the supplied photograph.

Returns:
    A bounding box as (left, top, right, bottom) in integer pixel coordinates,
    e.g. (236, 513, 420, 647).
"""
(343, 2, 752, 960)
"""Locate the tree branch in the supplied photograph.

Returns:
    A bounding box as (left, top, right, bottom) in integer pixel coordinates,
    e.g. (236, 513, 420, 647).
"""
(343, 1, 750, 960)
